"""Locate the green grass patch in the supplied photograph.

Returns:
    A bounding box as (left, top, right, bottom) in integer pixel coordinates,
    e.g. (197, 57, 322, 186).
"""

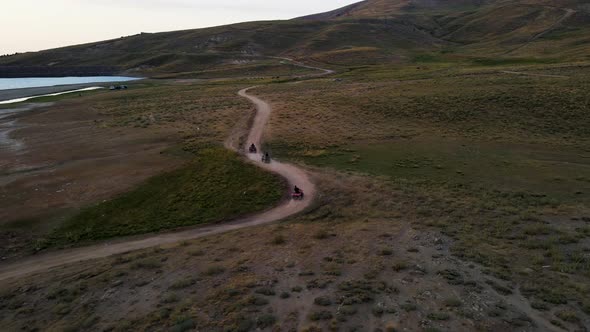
(471, 57, 559, 66)
(48, 148, 283, 246)
(271, 140, 590, 203)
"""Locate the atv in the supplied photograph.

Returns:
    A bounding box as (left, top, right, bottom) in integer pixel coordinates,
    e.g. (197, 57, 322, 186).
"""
(292, 191, 304, 200)
(261, 153, 271, 163)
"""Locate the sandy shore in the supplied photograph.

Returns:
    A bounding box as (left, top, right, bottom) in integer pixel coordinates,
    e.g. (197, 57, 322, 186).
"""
(0, 83, 107, 102)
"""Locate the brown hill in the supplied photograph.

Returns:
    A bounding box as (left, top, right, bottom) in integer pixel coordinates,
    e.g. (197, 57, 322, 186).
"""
(1, 0, 588, 77)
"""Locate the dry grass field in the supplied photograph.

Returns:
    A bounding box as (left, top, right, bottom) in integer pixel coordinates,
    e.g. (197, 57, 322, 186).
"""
(1, 59, 589, 330)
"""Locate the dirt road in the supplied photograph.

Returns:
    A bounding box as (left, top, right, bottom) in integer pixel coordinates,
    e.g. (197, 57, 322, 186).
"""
(500, 70, 569, 78)
(505, 8, 576, 55)
(0, 87, 316, 282)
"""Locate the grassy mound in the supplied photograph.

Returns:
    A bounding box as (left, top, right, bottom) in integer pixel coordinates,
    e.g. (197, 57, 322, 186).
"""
(49, 148, 284, 246)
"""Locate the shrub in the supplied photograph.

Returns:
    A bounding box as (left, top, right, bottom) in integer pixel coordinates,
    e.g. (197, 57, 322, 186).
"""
(247, 295, 269, 306)
(171, 318, 195, 332)
(161, 293, 179, 304)
(314, 230, 330, 239)
(444, 298, 462, 307)
(272, 235, 286, 245)
(255, 287, 276, 296)
(131, 258, 162, 270)
(257, 314, 277, 328)
(556, 310, 579, 323)
(204, 265, 226, 276)
(314, 296, 332, 306)
(379, 249, 393, 256)
(428, 312, 450, 321)
(340, 306, 357, 316)
(392, 261, 410, 272)
(309, 310, 333, 321)
(169, 277, 196, 290)
(401, 303, 417, 312)
(372, 305, 385, 317)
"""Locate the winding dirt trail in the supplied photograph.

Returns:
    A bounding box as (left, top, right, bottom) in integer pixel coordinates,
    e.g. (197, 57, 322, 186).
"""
(0, 87, 316, 282)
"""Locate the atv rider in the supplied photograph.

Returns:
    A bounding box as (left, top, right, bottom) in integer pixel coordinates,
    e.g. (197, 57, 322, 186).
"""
(249, 143, 257, 153)
(262, 152, 270, 162)
(294, 186, 301, 194)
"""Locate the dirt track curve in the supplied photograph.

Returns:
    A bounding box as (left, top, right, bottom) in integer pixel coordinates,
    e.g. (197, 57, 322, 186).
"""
(0, 87, 316, 282)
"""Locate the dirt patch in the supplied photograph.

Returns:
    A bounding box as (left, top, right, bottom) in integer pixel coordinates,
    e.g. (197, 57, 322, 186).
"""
(0, 99, 184, 258)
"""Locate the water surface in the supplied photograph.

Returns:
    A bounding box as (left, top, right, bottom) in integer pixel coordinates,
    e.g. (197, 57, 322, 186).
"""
(0, 76, 140, 90)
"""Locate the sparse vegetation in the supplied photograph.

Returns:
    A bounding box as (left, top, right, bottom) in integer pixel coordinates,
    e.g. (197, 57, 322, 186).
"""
(48, 148, 283, 246)
(3, 1, 590, 331)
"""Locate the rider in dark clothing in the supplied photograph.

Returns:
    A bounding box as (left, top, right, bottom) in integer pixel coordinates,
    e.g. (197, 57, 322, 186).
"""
(294, 186, 301, 194)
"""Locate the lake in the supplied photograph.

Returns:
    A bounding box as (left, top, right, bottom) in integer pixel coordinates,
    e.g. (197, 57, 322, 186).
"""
(0, 76, 141, 91)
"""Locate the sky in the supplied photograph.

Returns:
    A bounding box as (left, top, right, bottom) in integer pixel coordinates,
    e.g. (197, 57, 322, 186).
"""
(0, 0, 360, 55)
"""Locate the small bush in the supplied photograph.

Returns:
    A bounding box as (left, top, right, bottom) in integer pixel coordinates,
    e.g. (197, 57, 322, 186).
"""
(314, 296, 332, 306)
(161, 293, 179, 304)
(172, 318, 195, 332)
(428, 312, 450, 321)
(272, 235, 286, 245)
(255, 287, 276, 296)
(224, 316, 254, 332)
(131, 258, 162, 270)
(257, 314, 277, 328)
(53, 303, 71, 315)
(372, 305, 385, 317)
(401, 303, 417, 312)
(340, 306, 357, 316)
(292, 286, 303, 292)
(314, 230, 330, 239)
(309, 310, 333, 321)
(169, 277, 196, 290)
(379, 249, 393, 256)
(392, 261, 410, 272)
(556, 310, 579, 323)
(247, 295, 269, 306)
(531, 301, 549, 310)
(204, 265, 226, 276)
(444, 298, 462, 307)
(189, 249, 205, 256)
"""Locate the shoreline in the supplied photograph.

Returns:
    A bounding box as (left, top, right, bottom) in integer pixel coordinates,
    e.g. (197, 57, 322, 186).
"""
(0, 87, 104, 105)
(0, 83, 106, 102)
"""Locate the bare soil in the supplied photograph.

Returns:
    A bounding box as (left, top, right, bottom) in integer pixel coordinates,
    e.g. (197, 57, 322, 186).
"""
(0, 98, 184, 258)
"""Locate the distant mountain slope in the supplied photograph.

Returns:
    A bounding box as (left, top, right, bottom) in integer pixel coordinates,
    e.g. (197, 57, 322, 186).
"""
(1, 0, 589, 77)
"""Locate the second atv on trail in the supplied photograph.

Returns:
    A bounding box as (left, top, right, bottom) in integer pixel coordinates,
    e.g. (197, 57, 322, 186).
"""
(249, 144, 257, 154)
(261, 152, 271, 163)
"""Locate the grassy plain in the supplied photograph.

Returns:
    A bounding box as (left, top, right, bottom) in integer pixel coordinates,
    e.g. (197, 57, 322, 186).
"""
(0, 79, 284, 254)
(48, 148, 283, 247)
(2, 60, 590, 330)
(254, 62, 590, 328)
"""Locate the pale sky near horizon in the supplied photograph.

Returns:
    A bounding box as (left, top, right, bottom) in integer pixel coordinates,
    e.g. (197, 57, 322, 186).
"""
(0, 0, 360, 55)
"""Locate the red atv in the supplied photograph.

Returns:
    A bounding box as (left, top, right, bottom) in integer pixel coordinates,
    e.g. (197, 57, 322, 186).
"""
(292, 190, 305, 200)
